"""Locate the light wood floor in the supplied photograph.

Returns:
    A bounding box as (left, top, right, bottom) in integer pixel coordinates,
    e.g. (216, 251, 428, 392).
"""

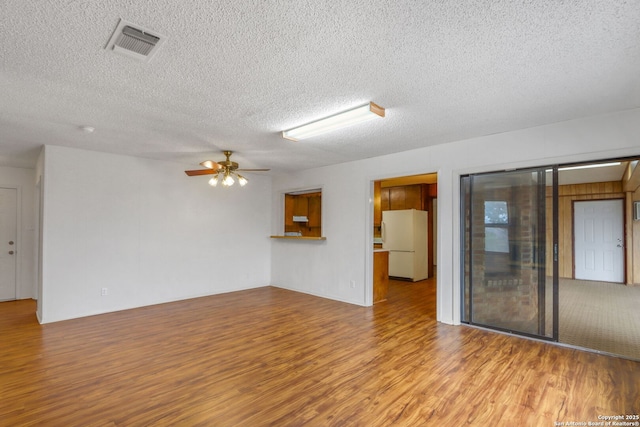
(1, 279, 638, 426)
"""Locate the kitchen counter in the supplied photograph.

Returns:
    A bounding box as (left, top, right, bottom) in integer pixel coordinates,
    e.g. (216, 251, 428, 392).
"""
(270, 235, 326, 240)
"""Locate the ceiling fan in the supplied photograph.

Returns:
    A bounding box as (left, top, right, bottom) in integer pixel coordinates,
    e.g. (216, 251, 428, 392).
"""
(185, 151, 270, 187)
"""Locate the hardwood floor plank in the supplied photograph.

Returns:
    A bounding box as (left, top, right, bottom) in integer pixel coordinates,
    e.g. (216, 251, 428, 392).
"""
(1, 280, 638, 426)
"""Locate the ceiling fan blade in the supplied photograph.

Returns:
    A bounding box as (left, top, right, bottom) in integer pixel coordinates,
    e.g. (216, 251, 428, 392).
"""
(199, 160, 222, 170)
(185, 169, 217, 176)
(236, 168, 271, 172)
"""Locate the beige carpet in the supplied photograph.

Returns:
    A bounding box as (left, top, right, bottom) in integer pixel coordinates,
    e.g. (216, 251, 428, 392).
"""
(558, 278, 640, 360)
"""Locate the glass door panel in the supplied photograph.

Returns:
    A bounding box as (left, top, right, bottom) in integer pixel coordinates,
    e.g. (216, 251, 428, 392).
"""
(462, 168, 556, 340)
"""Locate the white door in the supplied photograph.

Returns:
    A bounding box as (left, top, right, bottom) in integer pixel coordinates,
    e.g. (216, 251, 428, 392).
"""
(0, 188, 17, 301)
(574, 200, 624, 283)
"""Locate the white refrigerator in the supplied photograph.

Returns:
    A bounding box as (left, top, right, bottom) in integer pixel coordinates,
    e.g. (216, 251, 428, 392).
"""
(382, 209, 429, 281)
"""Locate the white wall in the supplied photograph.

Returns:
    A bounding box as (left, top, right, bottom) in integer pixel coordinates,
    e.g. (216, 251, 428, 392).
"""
(270, 108, 640, 325)
(39, 145, 271, 323)
(0, 166, 36, 299)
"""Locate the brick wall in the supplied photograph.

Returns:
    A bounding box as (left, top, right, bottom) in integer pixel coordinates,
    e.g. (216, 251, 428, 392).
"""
(466, 183, 541, 334)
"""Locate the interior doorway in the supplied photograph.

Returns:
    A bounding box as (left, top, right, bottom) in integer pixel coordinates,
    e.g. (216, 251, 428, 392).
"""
(372, 173, 438, 306)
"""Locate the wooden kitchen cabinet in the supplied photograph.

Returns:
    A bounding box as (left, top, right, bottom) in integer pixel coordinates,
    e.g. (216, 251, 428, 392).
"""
(308, 195, 321, 228)
(381, 185, 424, 211)
(404, 185, 422, 210)
(389, 186, 405, 210)
(293, 196, 309, 217)
(380, 187, 390, 212)
(285, 194, 295, 227)
(373, 250, 389, 303)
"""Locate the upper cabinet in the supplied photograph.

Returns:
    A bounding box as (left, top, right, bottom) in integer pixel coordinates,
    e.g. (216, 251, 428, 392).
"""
(375, 184, 437, 225)
(285, 194, 295, 227)
(389, 185, 421, 210)
(308, 194, 321, 228)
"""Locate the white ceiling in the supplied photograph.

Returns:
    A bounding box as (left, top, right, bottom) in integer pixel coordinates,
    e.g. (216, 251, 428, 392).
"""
(1, 1, 639, 173)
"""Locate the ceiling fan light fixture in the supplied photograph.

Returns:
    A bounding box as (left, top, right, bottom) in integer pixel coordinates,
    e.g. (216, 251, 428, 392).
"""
(185, 151, 269, 188)
(282, 102, 385, 141)
(223, 172, 235, 186)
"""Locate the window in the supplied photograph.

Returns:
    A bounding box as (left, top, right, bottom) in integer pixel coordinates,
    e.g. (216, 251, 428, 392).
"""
(484, 201, 509, 253)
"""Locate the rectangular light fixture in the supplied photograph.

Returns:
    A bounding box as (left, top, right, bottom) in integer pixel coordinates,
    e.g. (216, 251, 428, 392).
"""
(282, 102, 385, 141)
(545, 162, 621, 172)
(558, 162, 621, 171)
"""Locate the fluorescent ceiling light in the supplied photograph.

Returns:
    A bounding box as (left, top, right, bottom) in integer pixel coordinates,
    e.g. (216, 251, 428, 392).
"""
(282, 102, 385, 141)
(546, 162, 621, 172)
(559, 162, 621, 171)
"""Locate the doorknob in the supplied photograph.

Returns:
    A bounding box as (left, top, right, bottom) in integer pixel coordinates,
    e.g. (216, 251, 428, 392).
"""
(8, 251, 14, 255)
(8, 241, 14, 245)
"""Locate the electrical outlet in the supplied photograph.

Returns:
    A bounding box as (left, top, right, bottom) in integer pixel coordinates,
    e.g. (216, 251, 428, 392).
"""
(101, 288, 108, 296)
(350, 280, 356, 288)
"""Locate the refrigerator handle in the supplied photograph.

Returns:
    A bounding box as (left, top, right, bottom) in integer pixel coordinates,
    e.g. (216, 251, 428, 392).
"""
(381, 221, 385, 243)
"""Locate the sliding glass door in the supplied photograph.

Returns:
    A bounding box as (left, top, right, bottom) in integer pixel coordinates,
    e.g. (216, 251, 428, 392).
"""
(462, 168, 557, 340)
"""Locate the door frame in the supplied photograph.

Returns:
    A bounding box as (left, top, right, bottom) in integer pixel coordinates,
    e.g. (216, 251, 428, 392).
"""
(366, 173, 439, 307)
(461, 167, 558, 341)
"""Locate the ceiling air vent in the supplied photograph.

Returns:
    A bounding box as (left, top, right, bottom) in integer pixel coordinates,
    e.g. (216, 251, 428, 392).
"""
(105, 19, 166, 62)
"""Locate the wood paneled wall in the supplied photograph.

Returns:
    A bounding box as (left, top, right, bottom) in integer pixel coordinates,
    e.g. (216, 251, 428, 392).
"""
(545, 182, 624, 279)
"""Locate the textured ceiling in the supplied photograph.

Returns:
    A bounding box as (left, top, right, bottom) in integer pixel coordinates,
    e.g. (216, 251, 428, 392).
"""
(1, 0, 639, 173)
